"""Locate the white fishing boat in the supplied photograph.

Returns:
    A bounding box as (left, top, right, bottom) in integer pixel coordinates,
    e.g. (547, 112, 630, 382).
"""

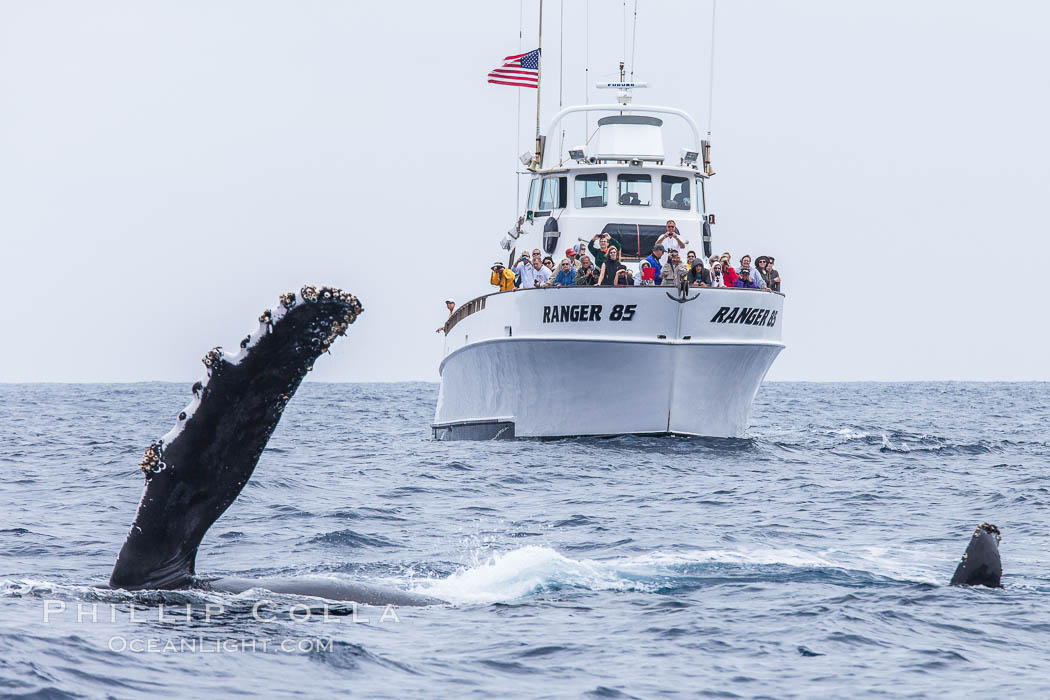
(433, 6, 784, 440)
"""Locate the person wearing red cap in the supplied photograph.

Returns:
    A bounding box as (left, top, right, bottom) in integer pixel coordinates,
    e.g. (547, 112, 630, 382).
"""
(565, 247, 581, 271)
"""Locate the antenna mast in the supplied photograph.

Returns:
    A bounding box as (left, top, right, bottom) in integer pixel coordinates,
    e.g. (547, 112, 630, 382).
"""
(532, 0, 544, 169)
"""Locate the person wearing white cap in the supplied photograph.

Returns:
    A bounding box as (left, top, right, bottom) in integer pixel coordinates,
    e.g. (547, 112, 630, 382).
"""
(435, 298, 456, 333)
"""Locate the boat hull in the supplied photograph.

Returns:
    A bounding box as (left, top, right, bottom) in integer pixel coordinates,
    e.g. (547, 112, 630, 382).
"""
(433, 286, 784, 439)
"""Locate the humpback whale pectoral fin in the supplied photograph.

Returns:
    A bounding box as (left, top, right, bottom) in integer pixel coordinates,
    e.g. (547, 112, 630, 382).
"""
(110, 286, 364, 592)
(950, 522, 1003, 588)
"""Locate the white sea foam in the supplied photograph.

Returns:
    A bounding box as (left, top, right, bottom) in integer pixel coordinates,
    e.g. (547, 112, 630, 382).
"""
(408, 544, 939, 605)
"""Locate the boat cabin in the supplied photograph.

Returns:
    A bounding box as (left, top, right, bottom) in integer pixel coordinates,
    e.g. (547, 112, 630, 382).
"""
(507, 107, 714, 264)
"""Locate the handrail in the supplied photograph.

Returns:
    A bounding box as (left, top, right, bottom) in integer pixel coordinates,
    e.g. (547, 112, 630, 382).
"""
(444, 284, 783, 334)
(542, 103, 703, 169)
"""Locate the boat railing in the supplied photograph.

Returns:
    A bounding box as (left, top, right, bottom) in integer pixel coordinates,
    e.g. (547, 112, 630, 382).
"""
(443, 285, 783, 334)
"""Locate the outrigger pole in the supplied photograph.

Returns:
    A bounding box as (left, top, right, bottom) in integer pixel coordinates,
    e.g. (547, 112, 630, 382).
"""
(532, 0, 544, 169)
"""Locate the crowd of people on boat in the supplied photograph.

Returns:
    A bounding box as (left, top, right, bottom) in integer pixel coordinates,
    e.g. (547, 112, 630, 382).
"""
(489, 220, 781, 292)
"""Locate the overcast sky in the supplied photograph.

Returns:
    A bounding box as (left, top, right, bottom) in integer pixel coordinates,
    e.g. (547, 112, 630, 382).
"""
(2, 0, 1048, 383)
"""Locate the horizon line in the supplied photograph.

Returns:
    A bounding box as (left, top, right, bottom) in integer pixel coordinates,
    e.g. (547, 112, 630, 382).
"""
(2, 379, 1049, 386)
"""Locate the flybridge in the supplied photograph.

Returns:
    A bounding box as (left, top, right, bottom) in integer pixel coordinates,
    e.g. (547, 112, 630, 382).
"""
(593, 115, 665, 163)
(536, 103, 710, 172)
(519, 63, 714, 173)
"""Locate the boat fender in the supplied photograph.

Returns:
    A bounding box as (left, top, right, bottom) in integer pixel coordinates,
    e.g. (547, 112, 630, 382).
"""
(543, 217, 560, 255)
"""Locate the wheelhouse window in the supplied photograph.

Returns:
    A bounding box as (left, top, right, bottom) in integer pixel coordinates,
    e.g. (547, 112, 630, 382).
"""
(538, 176, 567, 211)
(661, 176, 690, 210)
(527, 177, 540, 214)
(575, 173, 608, 208)
(617, 174, 651, 206)
(696, 177, 706, 213)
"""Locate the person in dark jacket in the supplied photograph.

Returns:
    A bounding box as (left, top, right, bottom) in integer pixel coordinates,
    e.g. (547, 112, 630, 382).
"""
(765, 255, 781, 292)
(575, 255, 600, 286)
(687, 251, 711, 286)
(597, 246, 626, 286)
(613, 268, 635, 286)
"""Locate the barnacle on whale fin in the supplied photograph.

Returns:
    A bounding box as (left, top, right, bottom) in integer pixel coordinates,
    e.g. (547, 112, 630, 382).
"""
(148, 285, 363, 480)
(202, 347, 223, 369)
(139, 441, 165, 475)
(975, 522, 1001, 542)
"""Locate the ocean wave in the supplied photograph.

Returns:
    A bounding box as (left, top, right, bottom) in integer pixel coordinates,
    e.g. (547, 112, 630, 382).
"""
(307, 529, 398, 549)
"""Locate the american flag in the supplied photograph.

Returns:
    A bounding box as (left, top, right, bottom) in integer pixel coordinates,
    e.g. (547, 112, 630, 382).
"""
(487, 48, 540, 88)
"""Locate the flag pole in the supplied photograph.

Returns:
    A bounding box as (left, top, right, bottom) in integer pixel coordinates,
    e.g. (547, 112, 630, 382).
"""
(533, 0, 544, 169)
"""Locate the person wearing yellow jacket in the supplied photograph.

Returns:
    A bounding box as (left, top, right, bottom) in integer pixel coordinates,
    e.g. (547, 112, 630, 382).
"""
(490, 261, 516, 291)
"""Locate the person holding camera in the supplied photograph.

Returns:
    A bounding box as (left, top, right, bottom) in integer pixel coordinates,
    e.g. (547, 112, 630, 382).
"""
(719, 252, 738, 287)
(513, 250, 550, 289)
(660, 249, 689, 288)
(588, 231, 622, 269)
(490, 261, 515, 291)
(655, 220, 687, 255)
(687, 251, 711, 287)
(575, 254, 600, 286)
(733, 267, 759, 289)
(709, 261, 726, 287)
(511, 251, 530, 287)
(737, 254, 766, 290)
(613, 268, 635, 286)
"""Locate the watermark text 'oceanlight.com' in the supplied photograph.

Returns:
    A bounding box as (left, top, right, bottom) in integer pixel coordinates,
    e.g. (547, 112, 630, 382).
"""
(108, 636, 334, 654)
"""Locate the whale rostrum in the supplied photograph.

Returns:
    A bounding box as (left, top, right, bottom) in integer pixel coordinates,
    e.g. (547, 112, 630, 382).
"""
(109, 286, 440, 606)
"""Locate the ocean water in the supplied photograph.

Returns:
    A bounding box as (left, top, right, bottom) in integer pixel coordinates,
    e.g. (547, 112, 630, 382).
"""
(1, 381, 1049, 698)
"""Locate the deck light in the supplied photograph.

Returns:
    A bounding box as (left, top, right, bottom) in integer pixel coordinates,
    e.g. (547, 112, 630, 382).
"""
(519, 151, 534, 166)
(681, 148, 699, 165)
(568, 146, 586, 162)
